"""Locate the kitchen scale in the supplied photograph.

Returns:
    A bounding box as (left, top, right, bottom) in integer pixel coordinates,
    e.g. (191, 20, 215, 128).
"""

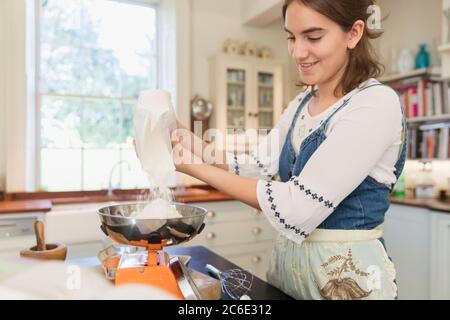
(97, 202, 207, 300)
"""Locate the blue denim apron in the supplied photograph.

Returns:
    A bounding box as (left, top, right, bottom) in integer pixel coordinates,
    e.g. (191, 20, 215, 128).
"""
(266, 81, 408, 300)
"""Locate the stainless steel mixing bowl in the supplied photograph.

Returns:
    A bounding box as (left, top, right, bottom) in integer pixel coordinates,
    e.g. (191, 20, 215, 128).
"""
(97, 202, 207, 246)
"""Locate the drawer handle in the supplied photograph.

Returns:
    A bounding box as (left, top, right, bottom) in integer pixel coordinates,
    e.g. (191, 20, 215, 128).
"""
(206, 211, 216, 219)
(252, 227, 262, 235)
(252, 256, 261, 263)
(206, 232, 216, 240)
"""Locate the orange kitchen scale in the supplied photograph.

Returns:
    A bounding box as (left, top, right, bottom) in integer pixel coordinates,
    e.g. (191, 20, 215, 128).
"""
(97, 202, 207, 300)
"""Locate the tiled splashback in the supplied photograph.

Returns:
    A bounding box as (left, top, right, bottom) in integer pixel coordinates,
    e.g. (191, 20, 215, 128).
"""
(402, 160, 450, 197)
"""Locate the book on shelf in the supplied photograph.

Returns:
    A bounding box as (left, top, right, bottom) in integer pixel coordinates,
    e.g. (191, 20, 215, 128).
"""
(407, 124, 450, 160)
(388, 79, 450, 120)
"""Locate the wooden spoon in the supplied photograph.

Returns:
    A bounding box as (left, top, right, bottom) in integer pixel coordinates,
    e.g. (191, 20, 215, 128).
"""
(35, 220, 46, 251)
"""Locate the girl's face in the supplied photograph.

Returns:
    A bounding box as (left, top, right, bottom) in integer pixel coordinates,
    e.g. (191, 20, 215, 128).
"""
(285, 1, 361, 88)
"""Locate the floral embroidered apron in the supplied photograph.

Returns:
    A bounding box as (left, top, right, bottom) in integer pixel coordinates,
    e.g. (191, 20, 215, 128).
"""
(266, 80, 408, 300)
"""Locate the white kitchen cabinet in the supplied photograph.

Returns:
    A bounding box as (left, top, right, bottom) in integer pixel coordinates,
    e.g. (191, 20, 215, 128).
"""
(384, 204, 450, 300)
(384, 204, 431, 299)
(209, 54, 283, 138)
(430, 211, 450, 299)
(184, 201, 277, 281)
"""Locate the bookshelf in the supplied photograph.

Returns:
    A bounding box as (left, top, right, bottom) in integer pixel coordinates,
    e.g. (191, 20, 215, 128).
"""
(380, 68, 450, 161)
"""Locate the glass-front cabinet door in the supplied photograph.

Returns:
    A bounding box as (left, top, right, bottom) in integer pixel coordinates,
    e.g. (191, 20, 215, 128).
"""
(226, 69, 246, 129)
(257, 72, 274, 130)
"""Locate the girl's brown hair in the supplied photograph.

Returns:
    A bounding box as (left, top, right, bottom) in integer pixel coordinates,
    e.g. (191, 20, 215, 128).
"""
(283, 0, 384, 96)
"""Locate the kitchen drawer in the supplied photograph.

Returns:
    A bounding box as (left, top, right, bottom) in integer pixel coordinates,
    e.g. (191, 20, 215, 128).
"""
(188, 218, 277, 248)
(210, 242, 275, 282)
(191, 201, 265, 224)
(228, 250, 271, 281)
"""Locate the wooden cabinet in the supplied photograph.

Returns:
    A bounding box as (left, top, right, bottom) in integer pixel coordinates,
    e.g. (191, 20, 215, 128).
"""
(183, 201, 277, 281)
(209, 54, 283, 134)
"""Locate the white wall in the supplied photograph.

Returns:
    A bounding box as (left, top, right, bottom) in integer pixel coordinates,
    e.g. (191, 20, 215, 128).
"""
(375, 0, 443, 74)
(241, 0, 283, 27)
(191, 0, 294, 107)
(0, 0, 6, 191)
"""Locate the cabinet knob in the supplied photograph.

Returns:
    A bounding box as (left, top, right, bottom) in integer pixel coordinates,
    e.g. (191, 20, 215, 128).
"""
(206, 211, 216, 219)
(251, 256, 261, 263)
(252, 227, 262, 235)
(206, 232, 216, 240)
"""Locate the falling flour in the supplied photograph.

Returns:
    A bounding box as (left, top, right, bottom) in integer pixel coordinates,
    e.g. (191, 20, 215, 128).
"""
(133, 90, 182, 220)
(133, 198, 181, 220)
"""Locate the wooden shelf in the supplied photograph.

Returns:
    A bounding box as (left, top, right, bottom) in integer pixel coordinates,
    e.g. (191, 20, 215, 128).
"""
(407, 114, 450, 124)
(439, 43, 450, 53)
(379, 67, 443, 83)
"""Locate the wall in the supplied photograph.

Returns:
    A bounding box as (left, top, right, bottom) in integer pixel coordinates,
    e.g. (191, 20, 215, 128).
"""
(0, 0, 6, 191)
(241, 0, 283, 27)
(191, 0, 294, 107)
(375, 0, 443, 74)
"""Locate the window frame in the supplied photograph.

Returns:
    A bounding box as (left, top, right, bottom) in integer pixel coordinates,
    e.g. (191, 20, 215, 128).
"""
(34, 0, 161, 191)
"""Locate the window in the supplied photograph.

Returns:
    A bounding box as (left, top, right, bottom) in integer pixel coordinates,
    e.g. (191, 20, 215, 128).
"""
(38, 0, 158, 191)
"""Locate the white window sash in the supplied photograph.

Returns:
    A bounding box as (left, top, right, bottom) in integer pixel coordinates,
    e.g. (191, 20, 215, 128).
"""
(3, 0, 191, 192)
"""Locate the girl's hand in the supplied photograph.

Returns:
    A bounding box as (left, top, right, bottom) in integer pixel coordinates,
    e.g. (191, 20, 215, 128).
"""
(171, 128, 203, 174)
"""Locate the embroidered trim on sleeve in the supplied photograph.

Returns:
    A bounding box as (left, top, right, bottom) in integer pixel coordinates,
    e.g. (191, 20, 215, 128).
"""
(251, 154, 273, 180)
(233, 155, 240, 176)
(265, 181, 309, 238)
(289, 177, 336, 210)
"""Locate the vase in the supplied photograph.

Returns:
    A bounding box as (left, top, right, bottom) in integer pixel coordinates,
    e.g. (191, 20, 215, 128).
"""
(415, 44, 430, 69)
(397, 48, 415, 74)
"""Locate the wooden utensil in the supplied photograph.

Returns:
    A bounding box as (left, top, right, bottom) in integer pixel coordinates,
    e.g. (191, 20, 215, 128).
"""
(20, 220, 67, 261)
(35, 220, 46, 251)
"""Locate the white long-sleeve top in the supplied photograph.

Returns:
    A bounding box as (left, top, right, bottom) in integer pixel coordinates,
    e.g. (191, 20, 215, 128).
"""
(226, 79, 403, 244)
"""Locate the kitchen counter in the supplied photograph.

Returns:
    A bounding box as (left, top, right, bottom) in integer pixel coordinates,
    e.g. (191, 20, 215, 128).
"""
(389, 196, 450, 214)
(0, 186, 233, 214)
(1, 186, 449, 214)
(66, 245, 293, 300)
(166, 246, 292, 300)
(0, 199, 52, 214)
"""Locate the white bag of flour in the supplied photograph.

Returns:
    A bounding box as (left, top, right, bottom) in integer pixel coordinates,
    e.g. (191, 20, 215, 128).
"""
(134, 90, 177, 189)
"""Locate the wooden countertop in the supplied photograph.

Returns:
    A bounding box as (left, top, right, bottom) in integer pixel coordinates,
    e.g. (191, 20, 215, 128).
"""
(0, 200, 53, 214)
(1, 186, 449, 215)
(0, 186, 233, 214)
(389, 196, 450, 214)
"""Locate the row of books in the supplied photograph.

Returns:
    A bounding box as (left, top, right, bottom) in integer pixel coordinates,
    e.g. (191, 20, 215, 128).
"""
(407, 126, 450, 160)
(395, 80, 450, 119)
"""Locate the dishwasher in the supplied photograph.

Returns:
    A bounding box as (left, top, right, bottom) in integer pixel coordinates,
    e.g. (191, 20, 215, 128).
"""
(0, 213, 44, 254)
